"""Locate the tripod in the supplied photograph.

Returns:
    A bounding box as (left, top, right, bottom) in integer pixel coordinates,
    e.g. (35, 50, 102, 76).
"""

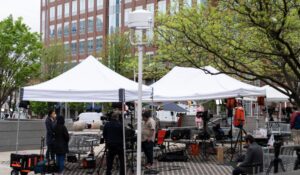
(230, 126, 247, 161)
(96, 146, 108, 175)
(266, 141, 285, 174)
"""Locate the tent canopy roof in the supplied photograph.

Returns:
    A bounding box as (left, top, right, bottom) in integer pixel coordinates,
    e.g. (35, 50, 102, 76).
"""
(263, 85, 289, 102)
(23, 56, 151, 102)
(150, 66, 266, 101)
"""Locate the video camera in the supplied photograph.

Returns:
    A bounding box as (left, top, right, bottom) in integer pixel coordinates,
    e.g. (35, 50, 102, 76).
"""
(196, 111, 213, 122)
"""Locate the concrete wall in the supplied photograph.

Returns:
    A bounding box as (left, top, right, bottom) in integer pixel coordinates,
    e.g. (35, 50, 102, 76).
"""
(0, 119, 73, 152)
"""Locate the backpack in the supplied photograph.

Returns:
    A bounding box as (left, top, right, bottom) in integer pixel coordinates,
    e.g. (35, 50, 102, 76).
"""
(294, 115, 300, 129)
(233, 107, 245, 127)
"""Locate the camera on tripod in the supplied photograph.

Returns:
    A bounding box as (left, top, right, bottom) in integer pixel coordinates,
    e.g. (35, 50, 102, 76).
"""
(196, 111, 213, 122)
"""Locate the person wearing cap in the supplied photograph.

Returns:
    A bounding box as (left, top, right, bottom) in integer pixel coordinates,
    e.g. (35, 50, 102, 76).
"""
(142, 110, 156, 169)
(232, 135, 263, 175)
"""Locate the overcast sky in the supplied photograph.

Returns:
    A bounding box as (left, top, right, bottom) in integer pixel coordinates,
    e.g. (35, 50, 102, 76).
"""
(0, 0, 40, 33)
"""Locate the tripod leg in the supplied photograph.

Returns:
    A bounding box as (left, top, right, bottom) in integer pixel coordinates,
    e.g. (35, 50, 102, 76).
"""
(266, 160, 274, 175)
(230, 129, 241, 161)
(279, 159, 286, 172)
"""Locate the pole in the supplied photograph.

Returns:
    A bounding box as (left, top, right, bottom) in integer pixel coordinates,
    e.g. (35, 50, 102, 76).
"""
(16, 107, 21, 153)
(136, 45, 143, 175)
(121, 101, 127, 175)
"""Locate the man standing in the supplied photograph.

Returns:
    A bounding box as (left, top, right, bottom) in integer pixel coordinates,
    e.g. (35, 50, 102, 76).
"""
(45, 109, 57, 161)
(232, 135, 263, 175)
(142, 110, 156, 169)
(103, 111, 124, 175)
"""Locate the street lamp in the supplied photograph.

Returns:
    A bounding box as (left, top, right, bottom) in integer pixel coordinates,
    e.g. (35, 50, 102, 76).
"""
(128, 9, 153, 175)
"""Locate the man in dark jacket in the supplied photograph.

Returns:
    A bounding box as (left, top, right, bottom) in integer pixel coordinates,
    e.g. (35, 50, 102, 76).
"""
(45, 109, 57, 160)
(232, 135, 263, 175)
(103, 111, 124, 175)
(53, 115, 69, 175)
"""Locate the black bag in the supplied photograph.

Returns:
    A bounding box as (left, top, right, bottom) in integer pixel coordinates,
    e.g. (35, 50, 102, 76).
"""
(67, 154, 77, 163)
(158, 150, 188, 162)
(171, 129, 190, 140)
(82, 156, 96, 169)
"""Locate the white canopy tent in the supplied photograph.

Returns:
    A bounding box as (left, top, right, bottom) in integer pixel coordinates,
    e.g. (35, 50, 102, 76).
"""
(262, 85, 289, 102)
(22, 55, 152, 102)
(151, 66, 266, 101)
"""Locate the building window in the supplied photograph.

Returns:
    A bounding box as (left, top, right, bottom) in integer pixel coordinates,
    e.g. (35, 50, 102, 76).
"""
(184, 0, 192, 7)
(80, 0, 86, 14)
(50, 7, 55, 21)
(50, 25, 55, 38)
(124, 0, 131, 3)
(197, 0, 207, 5)
(79, 19, 85, 34)
(71, 20, 77, 35)
(49, 0, 55, 3)
(96, 37, 103, 51)
(88, 0, 94, 12)
(71, 41, 77, 55)
(72, 0, 78, 16)
(57, 23, 62, 38)
(124, 8, 131, 26)
(64, 22, 69, 37)
(64, 42, 69, 52)
(170, 0, 179, 14)
(79, 40, 85, 54)
(87, 38, 94, 52)
(65, 2, 70, 17)
(41, 10, 45, 40)
(108, 0, 121, 34)
(88, 17, 94, 33)
(42, 0, 46, 6)
(96, 15, 103, 32)
(158, 0, 166, 14)
(57, 4, 62, 19)
(136, 6, 143, 10)
(97, 0, 103, 9)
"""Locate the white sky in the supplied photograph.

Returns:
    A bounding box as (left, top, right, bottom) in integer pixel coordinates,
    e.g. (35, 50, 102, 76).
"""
(0, 0, 41, 33)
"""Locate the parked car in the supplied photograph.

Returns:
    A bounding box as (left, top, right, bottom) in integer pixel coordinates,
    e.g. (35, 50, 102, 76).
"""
(77, 112, 103, 126)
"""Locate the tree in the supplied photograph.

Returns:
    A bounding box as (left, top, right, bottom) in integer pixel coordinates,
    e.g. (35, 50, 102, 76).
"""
(0, 16, 42, 107)
(40, 41, 71, 81)
(156, 0, 300, 106)
(100, 31, 133, 74)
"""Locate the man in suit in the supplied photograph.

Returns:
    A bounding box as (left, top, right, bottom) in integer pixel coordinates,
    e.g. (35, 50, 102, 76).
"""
(232, 135, 263, 175)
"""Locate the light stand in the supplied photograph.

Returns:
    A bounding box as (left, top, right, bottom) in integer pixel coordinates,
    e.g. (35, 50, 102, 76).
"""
(128, 9, 153, 175)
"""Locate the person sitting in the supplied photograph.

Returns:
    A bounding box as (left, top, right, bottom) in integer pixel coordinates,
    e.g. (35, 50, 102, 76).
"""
(232, 135, 263, 175)
(213, 123, 225, 141)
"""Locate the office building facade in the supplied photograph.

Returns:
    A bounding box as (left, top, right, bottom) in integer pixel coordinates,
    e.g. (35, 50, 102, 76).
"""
(40, 0, 207, 61)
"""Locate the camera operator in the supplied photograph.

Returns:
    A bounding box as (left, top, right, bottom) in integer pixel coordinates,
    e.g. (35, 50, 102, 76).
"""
(142, 110, 156, 169)
(103, 111, 125, 175)
(232, 135, 263, 175)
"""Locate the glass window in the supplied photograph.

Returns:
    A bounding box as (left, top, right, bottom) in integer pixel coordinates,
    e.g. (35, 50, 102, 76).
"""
(124, 0, 131, 3)
(80, 0, 86, 13)
(88, 0, 94, 12)
(42, 0, 46, 6)
(79, 19, 85, 34)
(41, 11, 45, 40)
(124, 8, 131, 26)
(184, 0, 192, 7)
(65, 2, 70, 17)
(71, 20, 77, 35)
(71, 41, 77, 55)
(57, 23, 62, 38)
(88, 17, 94, 33)
(87, 38, 94, 52)
(197, 0, 207, 5)
(64, 42, 69, 52)
(97, 0, 103, 9)
(50, 25, 55, 38)
(96, 36, 103, 51)
(49, 0, 55, 3)
(72, 0, 77, 16)
(64, 22, 69, 36)
(136, 6, 143, 10)
(50, 7, 55, 20)
(96, 15, 103, 32)
(79, 40, 85, 54)
(158, 0, 166, 14)
(57, 4, 62, 19)
(108, 0, 120, 34)
(170, 0, 179, 14)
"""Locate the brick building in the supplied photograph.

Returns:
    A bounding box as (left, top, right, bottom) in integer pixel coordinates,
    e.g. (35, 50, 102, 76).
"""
(40, 0, 208, 61)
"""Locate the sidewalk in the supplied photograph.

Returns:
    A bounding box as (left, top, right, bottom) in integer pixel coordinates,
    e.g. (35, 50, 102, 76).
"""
(0, 149, 40, 175)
